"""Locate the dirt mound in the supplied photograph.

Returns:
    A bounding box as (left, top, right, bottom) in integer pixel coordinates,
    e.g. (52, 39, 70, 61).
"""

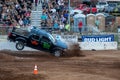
(64, 43, 85, 57)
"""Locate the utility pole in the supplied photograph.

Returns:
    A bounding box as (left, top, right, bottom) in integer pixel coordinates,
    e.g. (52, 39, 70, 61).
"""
(68, 0, 70, 25)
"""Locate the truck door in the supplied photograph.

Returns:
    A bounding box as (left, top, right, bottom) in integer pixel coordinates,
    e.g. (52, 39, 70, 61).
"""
(40, 36, 52, 50)
(30, 34, 40, 46)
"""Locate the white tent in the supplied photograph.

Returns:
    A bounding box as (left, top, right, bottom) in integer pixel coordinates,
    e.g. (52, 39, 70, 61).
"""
(70, 10, 83, 15)
(106, 0, 120, 1)
(73, 14, 86, 18)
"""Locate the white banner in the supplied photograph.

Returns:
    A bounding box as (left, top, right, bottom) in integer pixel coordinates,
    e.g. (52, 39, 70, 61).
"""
(54, 34, 78, 43)
(79, 42, 118, 50)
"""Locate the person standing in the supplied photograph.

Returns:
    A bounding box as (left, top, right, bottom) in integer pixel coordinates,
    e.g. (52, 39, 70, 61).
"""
(59, 22, 64, 32)
(95, 18, 100, 29)
(53, 20, 59, 31)
(34, 0, 38, 10)
(41, 12, 48, 26)
(78, 20, 83, 34)
(65, 22, 70, 32)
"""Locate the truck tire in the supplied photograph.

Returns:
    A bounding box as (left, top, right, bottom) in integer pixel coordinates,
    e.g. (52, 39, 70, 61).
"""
(16, 41, 24, 50)
(53, 48, 63, 57)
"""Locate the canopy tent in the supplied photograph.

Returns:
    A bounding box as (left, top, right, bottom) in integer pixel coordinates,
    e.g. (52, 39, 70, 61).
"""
(70, 10, 83, 15)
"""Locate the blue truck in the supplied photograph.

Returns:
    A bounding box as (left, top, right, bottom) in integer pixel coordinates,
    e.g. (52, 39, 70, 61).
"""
(8, 27, 68, 57)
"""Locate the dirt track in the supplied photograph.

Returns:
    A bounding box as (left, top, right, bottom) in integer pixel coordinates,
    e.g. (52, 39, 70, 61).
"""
(0, 50, 120, 80)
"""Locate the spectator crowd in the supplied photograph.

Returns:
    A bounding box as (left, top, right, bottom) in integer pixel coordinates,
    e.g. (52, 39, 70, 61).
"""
(0, 0, 71, 32)
(40, 0, 71, 32)
(0, 0, 118, 34)
(0, 0, 33, 27)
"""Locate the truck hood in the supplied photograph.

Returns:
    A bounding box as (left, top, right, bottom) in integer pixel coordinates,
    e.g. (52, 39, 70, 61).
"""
(55, 40, 68, 49)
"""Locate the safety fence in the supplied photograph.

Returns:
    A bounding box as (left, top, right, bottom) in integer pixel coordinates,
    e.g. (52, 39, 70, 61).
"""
(0, 26, 119, 35)
(0, 25, 108, 35)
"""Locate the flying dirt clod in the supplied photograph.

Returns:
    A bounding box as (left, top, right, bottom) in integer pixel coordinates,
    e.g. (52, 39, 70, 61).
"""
(63, 43, 84, 57)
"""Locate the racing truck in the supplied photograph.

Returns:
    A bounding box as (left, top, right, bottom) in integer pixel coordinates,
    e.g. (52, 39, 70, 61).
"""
(7, 27, 68, 57)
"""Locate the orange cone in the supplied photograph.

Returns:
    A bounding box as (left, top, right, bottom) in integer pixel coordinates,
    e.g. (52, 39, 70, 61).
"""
(33, 64, 38, 75)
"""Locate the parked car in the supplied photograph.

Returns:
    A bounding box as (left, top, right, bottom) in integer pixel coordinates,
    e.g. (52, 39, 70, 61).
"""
(8, 27, 68, 57)
(113, 4, 120, 13)
(104, 3, 117, 13)
(75, 4, 97, 14)
(96, 1, 108, 12)
(90, 5, 97, 14)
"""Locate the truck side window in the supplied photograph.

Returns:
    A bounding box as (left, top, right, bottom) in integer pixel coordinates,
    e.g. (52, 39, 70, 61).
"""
(41, 36, 50, 42)
(32, 34, 40, 41)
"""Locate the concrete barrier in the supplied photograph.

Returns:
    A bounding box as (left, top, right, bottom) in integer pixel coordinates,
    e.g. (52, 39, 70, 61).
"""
(79, 42, 118, 50)
(0, 35, 7, 41)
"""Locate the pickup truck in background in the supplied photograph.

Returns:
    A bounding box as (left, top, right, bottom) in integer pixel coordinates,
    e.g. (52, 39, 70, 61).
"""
(8, 27, 68, 57)
(104, 3, 117, 13)
(96, 1, 108, 12)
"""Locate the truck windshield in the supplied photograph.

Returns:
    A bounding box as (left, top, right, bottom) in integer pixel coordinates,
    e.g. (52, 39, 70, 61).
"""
(48, 33, 56, 43)
(98, 2, 107, 5)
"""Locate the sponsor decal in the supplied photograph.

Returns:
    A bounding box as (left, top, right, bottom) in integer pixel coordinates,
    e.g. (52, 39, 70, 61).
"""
(82, 35, 114, 42)
(43, 42, 50, 49)
(61, 35, 78, 42)
(31, 40, 38, 45)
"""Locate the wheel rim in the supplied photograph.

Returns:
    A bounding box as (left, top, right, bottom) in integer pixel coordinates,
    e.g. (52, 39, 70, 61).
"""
(17, 44, 23, 49)
(54, 51, 61, 57)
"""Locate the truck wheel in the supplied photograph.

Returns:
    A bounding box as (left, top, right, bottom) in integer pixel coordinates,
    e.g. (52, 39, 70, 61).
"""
(53, 49, 63, 57)
(16, 41, 24, 50)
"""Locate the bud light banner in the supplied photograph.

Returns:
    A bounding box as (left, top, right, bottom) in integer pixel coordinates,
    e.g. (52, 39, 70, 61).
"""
(82, 35, 114, 42)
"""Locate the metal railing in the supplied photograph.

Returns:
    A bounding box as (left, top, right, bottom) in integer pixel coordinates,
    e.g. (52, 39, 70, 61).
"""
(0, 26, 119, 34)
